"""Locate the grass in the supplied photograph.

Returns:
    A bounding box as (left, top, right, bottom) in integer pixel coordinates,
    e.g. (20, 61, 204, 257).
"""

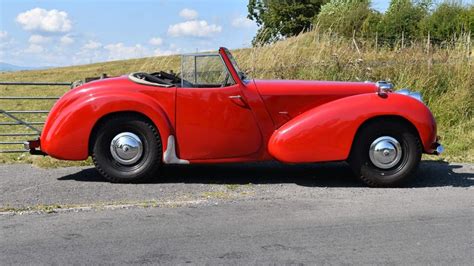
(0, 30, 472, 165)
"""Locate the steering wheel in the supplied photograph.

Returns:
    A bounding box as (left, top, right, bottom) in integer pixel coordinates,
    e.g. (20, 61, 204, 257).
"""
(221, 73, 230, 87)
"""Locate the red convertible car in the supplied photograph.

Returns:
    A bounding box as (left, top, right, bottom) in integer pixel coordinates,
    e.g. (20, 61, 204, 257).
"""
(26, 47, 443, 187)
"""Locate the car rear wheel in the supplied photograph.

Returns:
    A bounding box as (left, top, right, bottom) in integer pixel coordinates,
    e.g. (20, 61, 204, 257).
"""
(91, 114, 162, 183)
(348, 120, 422, 187)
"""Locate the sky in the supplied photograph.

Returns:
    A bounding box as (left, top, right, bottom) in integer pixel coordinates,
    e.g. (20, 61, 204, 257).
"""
(0, 0, 391, 68)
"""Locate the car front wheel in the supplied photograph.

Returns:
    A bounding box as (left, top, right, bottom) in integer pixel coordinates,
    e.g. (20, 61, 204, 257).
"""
(91, 114, 162, 183)
(348, 120, 422, 187)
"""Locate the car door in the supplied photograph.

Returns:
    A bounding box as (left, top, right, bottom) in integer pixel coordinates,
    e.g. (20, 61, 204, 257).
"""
(175, 53, 262, 160)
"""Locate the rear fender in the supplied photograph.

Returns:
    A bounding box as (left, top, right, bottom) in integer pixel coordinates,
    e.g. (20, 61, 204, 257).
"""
(41, 91, 172, 160)
(268, 93, 436, 163)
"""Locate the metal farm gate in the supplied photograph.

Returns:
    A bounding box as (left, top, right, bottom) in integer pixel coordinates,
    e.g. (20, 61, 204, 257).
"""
(0, 81, 71, 153)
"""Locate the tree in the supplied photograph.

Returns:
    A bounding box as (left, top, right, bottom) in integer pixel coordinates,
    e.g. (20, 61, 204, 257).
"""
(420, 1, 474, 43)
(316, 0, 381, 38)
(248, 0, 328, 44)
(378, 0, 431, 42)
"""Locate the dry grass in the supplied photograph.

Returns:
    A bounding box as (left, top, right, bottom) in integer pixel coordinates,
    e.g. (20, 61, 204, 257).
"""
(0, 30, 472, 165)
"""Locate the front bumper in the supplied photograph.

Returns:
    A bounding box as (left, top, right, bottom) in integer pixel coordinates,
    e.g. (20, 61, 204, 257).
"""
(431, 136, 444, 155)
(24, 139, 47, 156)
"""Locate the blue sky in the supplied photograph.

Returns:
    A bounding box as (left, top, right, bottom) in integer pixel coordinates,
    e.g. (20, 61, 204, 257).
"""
(0, 0, 391, 67)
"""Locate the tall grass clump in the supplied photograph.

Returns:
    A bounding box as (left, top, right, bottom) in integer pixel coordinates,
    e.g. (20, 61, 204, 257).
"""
(0, 29, 472, 165)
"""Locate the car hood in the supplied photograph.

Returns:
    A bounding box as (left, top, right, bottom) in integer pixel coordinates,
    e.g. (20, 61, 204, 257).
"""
(253, 79, 377, 96)
(252, 79, 378, 128)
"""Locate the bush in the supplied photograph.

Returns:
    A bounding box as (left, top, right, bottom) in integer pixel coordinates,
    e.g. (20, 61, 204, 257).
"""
(420, 1, 473, 43)
(249, 0, 473, 45)
(316, 0, 380, 38)
(378, 0, 430, 42)
(248, 0, 328, 44)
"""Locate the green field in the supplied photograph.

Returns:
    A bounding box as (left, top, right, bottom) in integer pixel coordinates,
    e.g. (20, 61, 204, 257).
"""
(1, 31, 472, 166)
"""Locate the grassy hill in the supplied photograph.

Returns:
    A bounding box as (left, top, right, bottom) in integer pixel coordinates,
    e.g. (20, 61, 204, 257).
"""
(0, 31, 472, 166)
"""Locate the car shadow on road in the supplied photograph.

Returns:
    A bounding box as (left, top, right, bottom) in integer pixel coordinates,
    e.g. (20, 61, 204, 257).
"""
(58, 160, 473, 188)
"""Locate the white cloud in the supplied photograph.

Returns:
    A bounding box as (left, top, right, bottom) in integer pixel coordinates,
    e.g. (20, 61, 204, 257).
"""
(73, 47, 103, 65)
(168, 20, 222, 37)
(149, 37, 163, 46)
(179, 8, 198, 20)
(153, 47, 181, 56)
(60, 35, 74, 45)
(83, 40, 102, 50)
(25, 44, 44, 53)
(231, 16, 255, 28)
(104, 43, 149, 60)
(28, 34, 51, 44)
(153, 48, 173, 56)
(0, 31, 8, 40)
(16, 8, 72, 33)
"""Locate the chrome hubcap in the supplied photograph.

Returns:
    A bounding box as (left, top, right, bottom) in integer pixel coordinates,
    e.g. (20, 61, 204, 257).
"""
(110, 132, 143, 165)
(369, 136, 402, 169)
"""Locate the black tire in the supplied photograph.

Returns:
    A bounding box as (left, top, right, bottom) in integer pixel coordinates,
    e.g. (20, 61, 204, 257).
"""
(348, 119, 422, 187)
(91, 114, 162, 183)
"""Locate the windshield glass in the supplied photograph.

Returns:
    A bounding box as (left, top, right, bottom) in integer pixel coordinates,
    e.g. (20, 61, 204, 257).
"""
(224, 49, 248, 80)
(181, 54, 235, 88)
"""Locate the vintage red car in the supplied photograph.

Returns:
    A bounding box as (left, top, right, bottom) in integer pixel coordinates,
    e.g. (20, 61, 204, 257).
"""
(26, 47, 443, 187)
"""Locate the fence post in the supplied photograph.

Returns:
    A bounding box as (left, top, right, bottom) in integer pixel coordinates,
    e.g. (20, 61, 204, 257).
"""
(467, 31, 471, 60)
(375, 32, 378, 52)
(426, 31, 430, 54)
(352, 30, 361, 55)
(401, 31, 405, 49)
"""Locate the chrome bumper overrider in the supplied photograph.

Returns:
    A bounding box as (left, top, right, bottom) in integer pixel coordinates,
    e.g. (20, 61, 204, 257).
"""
(432, 136, 444, 155)
(24, 139, 47, 155)
(434, 143, 444, 155)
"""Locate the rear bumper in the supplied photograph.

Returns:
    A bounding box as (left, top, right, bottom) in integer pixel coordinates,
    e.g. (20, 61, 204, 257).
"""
(24, 139, 47, 156)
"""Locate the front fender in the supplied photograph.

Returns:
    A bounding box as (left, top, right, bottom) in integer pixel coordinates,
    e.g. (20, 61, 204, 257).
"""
(268, 93, 437, 163)
(41, 90, 173, 160)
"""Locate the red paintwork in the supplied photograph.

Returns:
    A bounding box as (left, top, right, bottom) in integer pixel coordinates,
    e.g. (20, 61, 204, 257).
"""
(38, 47, 439, 164)
(268, 93, 437, 163)
(40, 77, 176, 160)
(176, 84, 262, 160)
(255, 80, 377, 128)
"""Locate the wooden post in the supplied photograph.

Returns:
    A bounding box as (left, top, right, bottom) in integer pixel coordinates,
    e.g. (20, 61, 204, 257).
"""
(426, 31, 430, 54)
(467, 31, 471, 59)
(375, 32, 378, 52)
(401, 31, 405, 49)
(352, 30, 361, 55)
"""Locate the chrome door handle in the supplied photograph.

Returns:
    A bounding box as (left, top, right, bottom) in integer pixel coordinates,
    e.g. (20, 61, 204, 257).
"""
(228, 95, 249, 108)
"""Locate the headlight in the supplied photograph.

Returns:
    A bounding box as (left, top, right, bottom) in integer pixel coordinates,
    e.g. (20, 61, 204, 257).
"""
(396, 88, 423, 103)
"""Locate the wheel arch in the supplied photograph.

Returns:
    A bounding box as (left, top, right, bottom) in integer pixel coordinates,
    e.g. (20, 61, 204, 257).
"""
(268, 93, 437, 163)
(88, 111, 159, 155)
(349, 115, 422, 157)
(40, 91, 174, 161)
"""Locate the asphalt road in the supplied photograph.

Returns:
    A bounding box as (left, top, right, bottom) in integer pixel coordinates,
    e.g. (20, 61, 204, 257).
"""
(0, 161, 473, 264)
